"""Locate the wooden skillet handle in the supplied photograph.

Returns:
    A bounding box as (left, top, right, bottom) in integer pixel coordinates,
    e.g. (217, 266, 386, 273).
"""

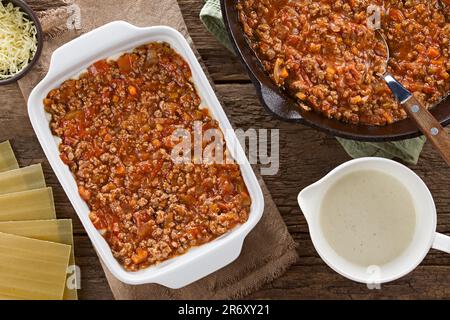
(403, 96, 450, 166)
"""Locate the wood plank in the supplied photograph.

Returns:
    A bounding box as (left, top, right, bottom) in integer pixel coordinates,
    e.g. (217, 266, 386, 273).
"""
(72, 235, 114, 300)
(178, 0, 250, 82)
(28, 0, 68, 12)
(0, 0, 449, 299)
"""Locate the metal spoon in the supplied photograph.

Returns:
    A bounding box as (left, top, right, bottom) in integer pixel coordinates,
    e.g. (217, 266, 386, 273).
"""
(376, 30, 450, 166)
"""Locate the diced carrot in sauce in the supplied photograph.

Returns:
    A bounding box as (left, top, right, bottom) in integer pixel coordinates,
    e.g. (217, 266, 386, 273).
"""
(152, 139, 162, 148)
(240, 192, 251, 206)
(423, 85, 436, 94)
(115, 166, 125, 175)
(117, 54, 133, 73)
(219, 177, 234, 194)
(64, 110, 82, 120)
(280, 67, 289, 78)
(103, 133, 112, 142)
(137, 223, 154, 239)
(382, 112, 394, 124)
(388, 9, 404, 22)
(78, 186, 91, 201)
(427, 47, 441, 59)
(131, 248, 148, 264)
(296, 92, 307, 100)
(60, 153, 70, 165)
(43, 98, 52, 107)
(128, 85, 138, 96)
(89, 60, 109, 75)
(99, 127, 107, 136)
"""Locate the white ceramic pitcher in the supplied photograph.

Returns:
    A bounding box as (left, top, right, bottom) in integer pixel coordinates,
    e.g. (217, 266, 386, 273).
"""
(298, 157, 450, 285)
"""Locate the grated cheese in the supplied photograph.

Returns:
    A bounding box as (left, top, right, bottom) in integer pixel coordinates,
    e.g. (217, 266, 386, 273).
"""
(0, 0, 37, 80)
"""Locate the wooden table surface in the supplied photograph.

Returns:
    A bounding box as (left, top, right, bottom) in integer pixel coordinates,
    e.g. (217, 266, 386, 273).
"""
(1, 0, 449, 299)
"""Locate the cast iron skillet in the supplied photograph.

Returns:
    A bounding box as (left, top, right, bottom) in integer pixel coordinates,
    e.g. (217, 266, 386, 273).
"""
(221, 0, 450, 141)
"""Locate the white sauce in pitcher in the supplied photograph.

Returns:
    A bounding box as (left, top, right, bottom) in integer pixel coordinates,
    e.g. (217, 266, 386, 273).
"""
(320, 170, 416, 267)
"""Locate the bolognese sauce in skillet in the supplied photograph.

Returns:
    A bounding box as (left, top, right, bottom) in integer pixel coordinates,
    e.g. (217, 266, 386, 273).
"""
(237, 0, 449, 125)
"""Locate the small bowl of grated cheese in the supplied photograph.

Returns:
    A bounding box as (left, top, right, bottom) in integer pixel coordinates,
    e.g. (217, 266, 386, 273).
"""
(0, 0, 43, 85)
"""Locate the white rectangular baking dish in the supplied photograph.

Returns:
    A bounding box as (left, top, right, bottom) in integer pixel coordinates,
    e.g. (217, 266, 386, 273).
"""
(27, 21, 264, 288)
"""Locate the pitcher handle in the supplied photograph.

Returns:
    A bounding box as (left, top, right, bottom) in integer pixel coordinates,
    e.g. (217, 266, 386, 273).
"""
(432, 233, 450, 254)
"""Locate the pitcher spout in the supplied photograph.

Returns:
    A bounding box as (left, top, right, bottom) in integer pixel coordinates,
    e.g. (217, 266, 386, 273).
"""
(298, 183, 321, 223)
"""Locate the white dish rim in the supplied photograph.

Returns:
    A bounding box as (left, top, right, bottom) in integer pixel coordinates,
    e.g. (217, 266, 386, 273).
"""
(27, 21, 264, 288)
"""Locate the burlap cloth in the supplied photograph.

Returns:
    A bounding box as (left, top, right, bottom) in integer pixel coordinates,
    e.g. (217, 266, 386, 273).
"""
(19, 0, 298, 299)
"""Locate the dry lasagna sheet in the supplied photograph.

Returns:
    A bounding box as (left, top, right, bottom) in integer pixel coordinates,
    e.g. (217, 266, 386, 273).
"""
(0, 141, 77, 300)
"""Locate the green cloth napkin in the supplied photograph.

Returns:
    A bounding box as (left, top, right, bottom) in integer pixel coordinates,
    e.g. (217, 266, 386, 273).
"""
(200, 0, 426, 164)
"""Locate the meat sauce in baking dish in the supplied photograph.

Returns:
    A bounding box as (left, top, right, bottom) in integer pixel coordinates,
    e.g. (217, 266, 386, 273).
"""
(237, 0, 450, 126)
(44, 43, 251, 271)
